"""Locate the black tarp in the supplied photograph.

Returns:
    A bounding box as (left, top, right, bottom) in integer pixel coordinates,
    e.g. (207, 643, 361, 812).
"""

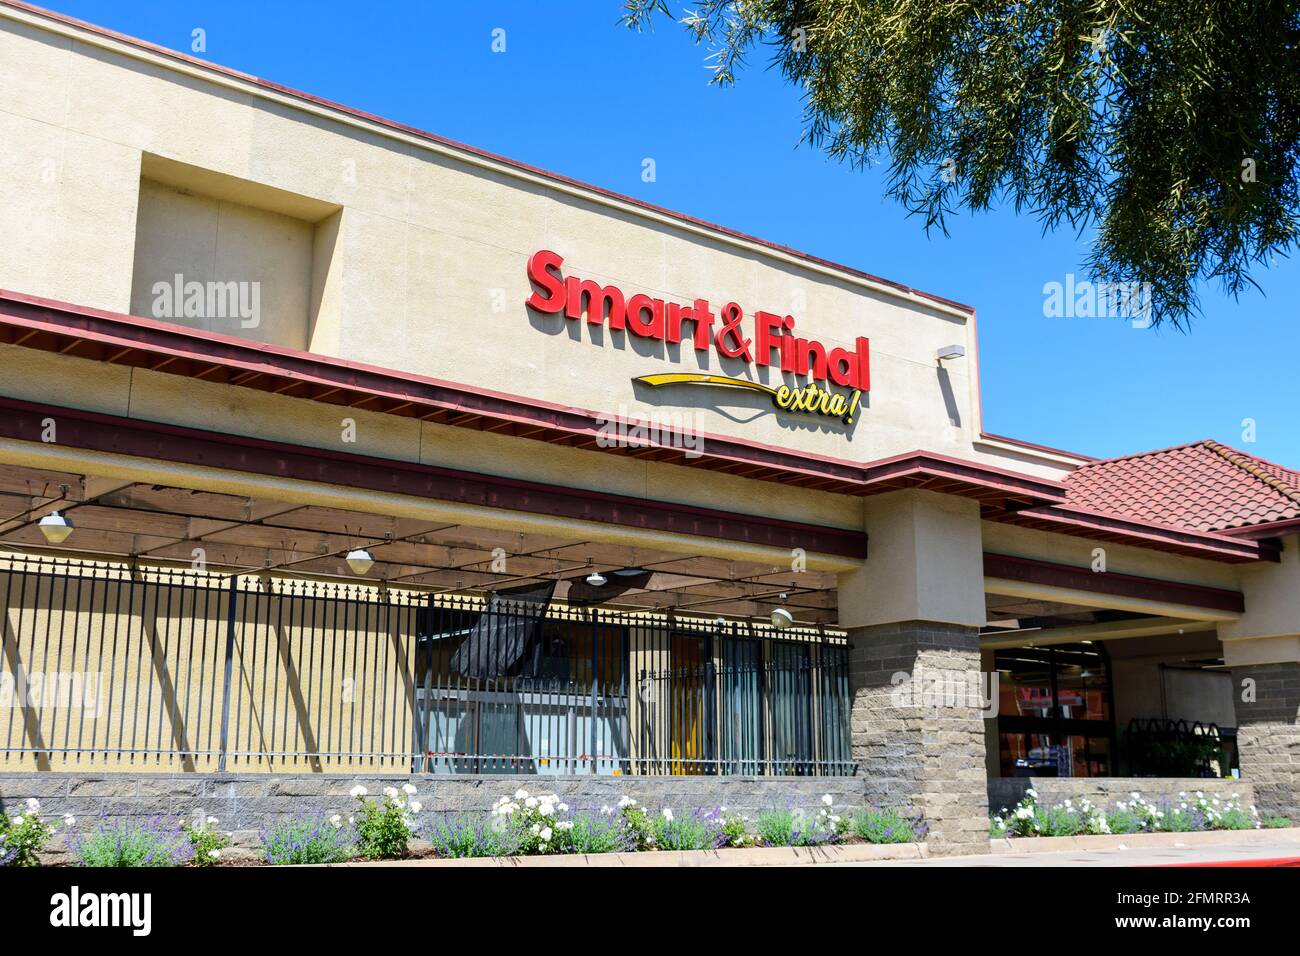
(449, 579, 556, 678)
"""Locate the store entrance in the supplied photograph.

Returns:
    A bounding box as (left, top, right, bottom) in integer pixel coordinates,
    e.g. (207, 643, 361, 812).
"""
(994, 643, 1115, 777)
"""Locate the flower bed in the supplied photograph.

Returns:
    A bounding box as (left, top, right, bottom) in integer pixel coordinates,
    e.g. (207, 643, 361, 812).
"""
(3, 787, 925, 866)
(988, 787, 1283, 838)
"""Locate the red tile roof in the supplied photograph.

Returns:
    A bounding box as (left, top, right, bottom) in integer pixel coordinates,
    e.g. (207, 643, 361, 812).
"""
(1065, 441, 1300, 533)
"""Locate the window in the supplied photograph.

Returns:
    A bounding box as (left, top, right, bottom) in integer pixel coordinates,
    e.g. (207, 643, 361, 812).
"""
(995, 643, 1114, 777)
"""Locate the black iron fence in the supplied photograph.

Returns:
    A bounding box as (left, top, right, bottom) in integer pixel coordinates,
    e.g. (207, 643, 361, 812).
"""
(1122, 717, 1236, 778)
(0, 554, 854, 776)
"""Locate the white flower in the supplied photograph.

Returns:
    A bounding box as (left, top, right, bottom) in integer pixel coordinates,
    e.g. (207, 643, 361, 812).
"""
(1025, 788, 1038, 799)
(206, 816, 219, 826)
(63, 814, 75, 826)
(557, 803, 568, 813)
(720, 806, 727, 813)
(24, 798, 41, 814)
(617, 796, 635, 808)
(530, 823, 540, 835)
(349, 785, 368, 798)
(525, 797, 538, 808)
(208, 849, 221, 859)
(661, 808, 674, 821)
(822, 794, 833, 806)
(402, 783, 418, 796)
(600, 805, 612, 815)
(557, 820, 573, 831)
(409, 801, 422, 814)
(383, 786, 399, 799)
(10, 816, 22, 826)
(348, 815, 355, 825)
(539, 826, 552, 842)
(515, 789, 529, 800)
(330, 814, 342, 827)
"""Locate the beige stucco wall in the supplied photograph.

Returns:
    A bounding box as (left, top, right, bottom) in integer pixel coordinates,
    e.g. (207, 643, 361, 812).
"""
(838, 490, 986, 629)
(0, 6, 1075, 481)
(129, 178, 317, 347)
(981, 522, 1243, 591)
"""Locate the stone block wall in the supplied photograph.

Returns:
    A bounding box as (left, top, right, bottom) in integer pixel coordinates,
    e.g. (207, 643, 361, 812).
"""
(0, 772, 867, 848)
(1233, 661, 1300, 821)
(848, 620, 990, 855)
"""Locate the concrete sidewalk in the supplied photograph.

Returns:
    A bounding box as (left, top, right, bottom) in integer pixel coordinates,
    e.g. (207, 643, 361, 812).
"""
(840, 837, 1300, 867)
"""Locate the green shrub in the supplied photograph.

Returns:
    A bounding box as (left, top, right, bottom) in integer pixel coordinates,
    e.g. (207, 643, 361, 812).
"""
(851, 808, 918, 844)
(568, 813, 632, 854)
(754, 808, 797, 846)
(181, 816, 230, 866)
(754, 807, 840, 846)
(1036, 804, 1085, 837)
(262, 816, 356, 865)
(353, 784, 421, 860)
(75, 820, 193, 867)
(1104, 807, 1144, 834)
(1, 799, 59, 867)
(1262, 817, 1292, 829)
(614, 797, 655, 851)
(650, 809, 718, 850)
(716, 810, 755, 848)
(425, 815, 520, 858)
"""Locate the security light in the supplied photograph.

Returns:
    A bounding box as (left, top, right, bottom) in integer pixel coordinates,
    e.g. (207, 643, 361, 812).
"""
(38, 511, 73, 544)
(344, 548, 375, 575)
(585, 570, 608, 587)
(770, 607, 794, 630)
(936, 344, 966, 362)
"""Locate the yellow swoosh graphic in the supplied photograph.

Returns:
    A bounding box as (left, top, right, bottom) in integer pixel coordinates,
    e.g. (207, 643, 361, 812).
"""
(634, 373, 777, 397)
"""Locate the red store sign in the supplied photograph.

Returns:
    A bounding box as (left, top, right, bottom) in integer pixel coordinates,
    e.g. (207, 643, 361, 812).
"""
(524, 250, 870, 394)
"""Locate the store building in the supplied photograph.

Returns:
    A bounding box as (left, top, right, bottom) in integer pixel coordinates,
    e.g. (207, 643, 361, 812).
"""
(0, 2, 1297, 854)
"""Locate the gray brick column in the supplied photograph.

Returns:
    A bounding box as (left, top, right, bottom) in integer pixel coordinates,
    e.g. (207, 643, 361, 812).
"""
(1232, 661, 1300, 822)
(849, 620, 990, 855)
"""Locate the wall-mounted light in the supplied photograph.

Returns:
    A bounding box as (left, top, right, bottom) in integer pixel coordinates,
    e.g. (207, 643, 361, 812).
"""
(770, 607, 794, 630)
(936, 344, 966, 362)
(38, 511, 74, 544)
(344, 548, 374, 575)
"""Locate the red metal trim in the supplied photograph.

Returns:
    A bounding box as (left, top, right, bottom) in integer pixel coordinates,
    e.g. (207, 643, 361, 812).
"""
(983, 553, 1246, 613)
(1221, 517, 1300, 540)
(0, 0, 973, 317)
(860, 450, 1068, 502)
(0, 396, 868, 559)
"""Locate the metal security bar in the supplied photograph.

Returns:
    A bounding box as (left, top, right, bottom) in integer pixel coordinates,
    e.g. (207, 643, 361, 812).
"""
(0, 554, 854, 776)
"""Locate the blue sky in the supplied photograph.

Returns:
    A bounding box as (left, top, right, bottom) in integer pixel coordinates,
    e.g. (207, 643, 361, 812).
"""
(42, 0, 1300, 466)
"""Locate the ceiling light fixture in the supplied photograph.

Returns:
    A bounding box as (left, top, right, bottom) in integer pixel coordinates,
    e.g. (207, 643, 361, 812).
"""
(586, 570, 608, 587)
(344, 548, 375, 575)
(38, 511, 74, 544)
(770, 607, 794, 630)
